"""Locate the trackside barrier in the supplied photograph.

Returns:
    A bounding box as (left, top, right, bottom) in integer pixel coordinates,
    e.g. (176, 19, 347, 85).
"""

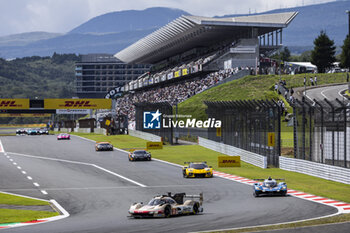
(129, 129, 162, 142)
(198, 137, 267, 169)
(60, 128, 71, 133)
(73, 128, 91, 133)
(280, 157, 350, 184)
(94, 128, 107, 135)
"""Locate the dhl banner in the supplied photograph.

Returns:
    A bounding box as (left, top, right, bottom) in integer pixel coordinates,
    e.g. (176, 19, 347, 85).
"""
(174, 70, 181, 78)
(182, 68, 188, 76)
(44, 99, 111, 109)
(0, 113, 51, 118)
(0, 99, 29, 109)
(218, 156, 241, 167)
(146, 142, 163, 150)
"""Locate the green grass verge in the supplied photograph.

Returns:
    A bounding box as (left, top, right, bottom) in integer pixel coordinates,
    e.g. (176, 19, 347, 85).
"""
(178, 73, 348, 120)
(71, 133, 350, 204)
(0, 209, 58, 224)
(0, 193, 50, 206)
(0, 193, 58, 224)
(214, 214, 350, 233)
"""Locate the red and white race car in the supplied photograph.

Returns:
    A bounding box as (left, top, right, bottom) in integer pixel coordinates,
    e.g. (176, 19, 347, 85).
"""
(129, 192, 203, 218)
(57, 133, 70, 140)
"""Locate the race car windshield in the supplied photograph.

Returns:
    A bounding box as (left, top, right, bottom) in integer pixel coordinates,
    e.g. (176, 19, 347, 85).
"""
(100, 144, 110, 146)
(264, 181, 277, 187)
(189, 164, 207, 169)
(134, 151, 147, 154)
(148, 199, 165, 206)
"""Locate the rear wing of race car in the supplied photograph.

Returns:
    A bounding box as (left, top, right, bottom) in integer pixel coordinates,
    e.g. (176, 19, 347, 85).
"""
(184, 161, 207, 164)
(253, 178, 285, 181)
(167, 192, 203, 205)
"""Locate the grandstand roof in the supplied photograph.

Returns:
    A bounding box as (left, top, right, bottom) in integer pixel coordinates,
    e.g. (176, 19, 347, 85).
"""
(114, 12, 298, 64)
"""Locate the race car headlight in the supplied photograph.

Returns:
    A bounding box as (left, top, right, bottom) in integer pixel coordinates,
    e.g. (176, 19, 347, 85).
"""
(205, 168, 210, 171)
(148, 211, 154, 214)
(255, 186, 262, 190)
(281, 186, 287, 190)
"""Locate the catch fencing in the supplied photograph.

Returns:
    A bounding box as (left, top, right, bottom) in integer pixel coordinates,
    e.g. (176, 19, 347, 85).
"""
(292, 97, 350, 168)
(205, 100, 281, 167)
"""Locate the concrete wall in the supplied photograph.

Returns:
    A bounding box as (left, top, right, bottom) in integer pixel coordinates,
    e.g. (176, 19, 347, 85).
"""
(280, 156, 350, 184)
(198, 137, 267, 169)
(129, 129, 162, 142)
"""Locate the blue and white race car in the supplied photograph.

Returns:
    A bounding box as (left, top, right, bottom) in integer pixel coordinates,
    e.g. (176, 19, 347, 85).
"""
(253, 177, 287, 197)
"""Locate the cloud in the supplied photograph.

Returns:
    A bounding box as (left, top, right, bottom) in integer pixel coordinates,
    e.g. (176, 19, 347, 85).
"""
(0, 0, 337, 36)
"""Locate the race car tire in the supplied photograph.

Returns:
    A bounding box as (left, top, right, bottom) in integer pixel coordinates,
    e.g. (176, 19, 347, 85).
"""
(164, 205, 171, 218)
(193, 203, 199, 215)
(253, 191, 260, 197)
(183, 173, 187, 178)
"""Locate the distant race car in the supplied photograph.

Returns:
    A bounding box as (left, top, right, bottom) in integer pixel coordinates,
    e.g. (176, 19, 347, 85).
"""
(57, 133, 70, 140)
(182, 162, 213, 178)
(95, 142, 113, 151)
(129, 192, 203, 218)
(16, 129, 26, 135)
(39, 128, 49, 135)
(27, 128, 39, 135)
(128, 150, 151, 161)
(253, 177, 287, 197)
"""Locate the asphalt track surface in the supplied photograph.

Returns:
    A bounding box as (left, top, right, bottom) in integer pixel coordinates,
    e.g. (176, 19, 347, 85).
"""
(0, 135, 338, 233)
(305, 84, 349, 103)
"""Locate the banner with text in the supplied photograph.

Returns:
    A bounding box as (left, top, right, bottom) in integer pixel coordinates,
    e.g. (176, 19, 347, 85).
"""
(56, 109, 90, 114)
(0, 99, 29, 109)
(45, 99, 111, 109)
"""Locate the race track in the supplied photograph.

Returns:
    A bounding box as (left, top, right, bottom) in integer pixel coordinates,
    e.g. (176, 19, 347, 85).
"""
(0, 135, 338, 233)
(305, 84, 349, 103)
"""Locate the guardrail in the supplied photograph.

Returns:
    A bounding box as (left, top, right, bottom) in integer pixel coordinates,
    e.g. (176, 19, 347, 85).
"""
(198, 137, 267, 168)
(129, 129, 162, 142)
(279, 156, 350, 184)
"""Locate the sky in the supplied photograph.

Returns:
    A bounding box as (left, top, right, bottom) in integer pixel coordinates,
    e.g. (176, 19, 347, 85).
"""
(0, 0, 338, 36)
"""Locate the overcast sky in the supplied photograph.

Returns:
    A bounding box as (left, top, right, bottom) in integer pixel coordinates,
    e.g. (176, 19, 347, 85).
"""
(0, 0, 337, 36)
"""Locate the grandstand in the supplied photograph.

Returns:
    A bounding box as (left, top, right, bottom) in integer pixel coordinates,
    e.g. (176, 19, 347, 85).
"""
(112, 12, 297, 129)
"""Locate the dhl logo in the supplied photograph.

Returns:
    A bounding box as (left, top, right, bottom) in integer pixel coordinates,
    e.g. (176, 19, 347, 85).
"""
(0, 101, 22, 107)
(222, 160, 237, 163)
(60, 101, 96, 107)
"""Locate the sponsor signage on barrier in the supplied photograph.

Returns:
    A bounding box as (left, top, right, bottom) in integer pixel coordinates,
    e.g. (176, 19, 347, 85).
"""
(182, 68, 188, 76)
(146, 141, 163, 150)
(174, 70, 181, 78)
(268, 132, 275, 147)
(218, 156, 241, 167)
(56, 109, 90, 115)
(0, 113, 51, 117)
(45, 99, 112, 109)
(105, 86, 123, 99)
(0, 99, 29, 109)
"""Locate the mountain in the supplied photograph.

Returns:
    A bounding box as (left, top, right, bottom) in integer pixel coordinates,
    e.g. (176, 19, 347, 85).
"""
(0, 32, 62, 47)
(0, 7, 189, 59)
(69, 7, 189, 34)
(0, 2, 348, 58)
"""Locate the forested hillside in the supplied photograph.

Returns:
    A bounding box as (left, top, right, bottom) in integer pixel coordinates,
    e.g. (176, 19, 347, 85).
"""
(0, 53, 79, 98)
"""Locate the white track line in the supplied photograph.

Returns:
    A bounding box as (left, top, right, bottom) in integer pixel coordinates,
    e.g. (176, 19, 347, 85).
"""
(0, 139, 4, 153)
(8, 151, 146, 187)
(27, 176, 33, 180)
(33, 182, 40, 187)
(41, 190, 48, 195)
(17, 166, 21, 169)
(21, 171, 27, 174)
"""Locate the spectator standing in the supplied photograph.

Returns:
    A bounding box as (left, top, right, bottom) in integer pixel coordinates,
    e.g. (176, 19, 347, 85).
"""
(303, 76, 306, 86)
(314, 75, 317, 86)
(347, 73, 349, 83)
(310, 77, 314, 86)
(290, 87, 294, 96)
(274, 83, 278, 92)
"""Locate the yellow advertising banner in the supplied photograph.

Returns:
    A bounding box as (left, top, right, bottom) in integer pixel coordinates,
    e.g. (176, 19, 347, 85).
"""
(0, 99, 29, 109)
(174, 71, 181, 78)
(268, 132, 275, 147)
(218, 156, 241, 167)
(182, 68, 188, 76)
(216, 127, 222, 137)
(146, 141, 163, 150)
(0, 113, 51, 118)
(44, 99, 111, 109)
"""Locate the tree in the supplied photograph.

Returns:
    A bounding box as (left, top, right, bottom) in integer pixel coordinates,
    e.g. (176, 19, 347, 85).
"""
(340, 35, 350, 69)
(311, 31, 336, 73)
(271, 46, 291, 62)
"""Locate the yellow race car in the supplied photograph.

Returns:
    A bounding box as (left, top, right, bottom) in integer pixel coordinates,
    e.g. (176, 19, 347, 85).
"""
(182, 162, 213, 178)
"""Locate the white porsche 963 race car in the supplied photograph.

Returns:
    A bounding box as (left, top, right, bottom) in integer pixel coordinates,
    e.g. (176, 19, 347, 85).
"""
(129, 192, 203, 218)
